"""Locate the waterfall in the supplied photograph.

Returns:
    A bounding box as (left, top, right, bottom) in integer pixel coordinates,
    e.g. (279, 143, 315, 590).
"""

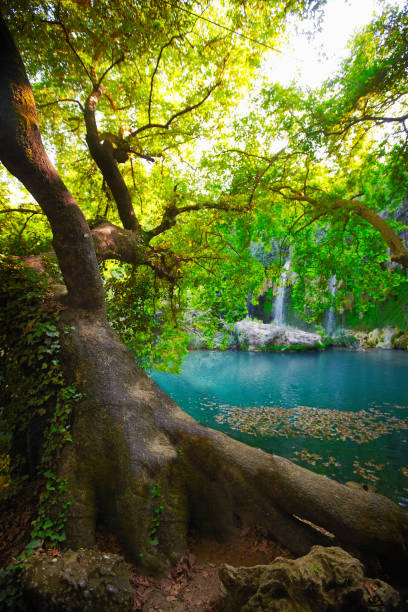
(273, 257, 291, 326)
(325, 275, 337, 336)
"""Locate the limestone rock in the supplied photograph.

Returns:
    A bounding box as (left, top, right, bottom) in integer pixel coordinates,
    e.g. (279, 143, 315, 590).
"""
(366, 328, 382, 347)
(234, 319, 322, 351)
(352, 328, 405, 350)
(376, 328, 399, 349)
(393, 330, 408, 350)
(352, 330, 369, 349)
(219, 546, 400, 611)
(365, 328, 399, 349)
(21, 549, 131, 611)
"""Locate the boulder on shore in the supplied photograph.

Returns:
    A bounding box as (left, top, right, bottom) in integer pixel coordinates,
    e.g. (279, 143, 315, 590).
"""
(351, 327, 407, 350)
(219, 545, 400, 611)
(234, 319, 322, 351)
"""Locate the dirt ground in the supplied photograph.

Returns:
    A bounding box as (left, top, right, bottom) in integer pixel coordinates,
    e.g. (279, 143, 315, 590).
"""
(0, 483, 291, 611)
(2, 487, 406, 611)
(122, 528, 292, 611)
(0, 481, 39, 568)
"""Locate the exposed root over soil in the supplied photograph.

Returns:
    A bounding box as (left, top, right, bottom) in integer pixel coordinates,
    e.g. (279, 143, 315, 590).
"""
(128, 528, 292, 611)
(92, 525, 291, 610)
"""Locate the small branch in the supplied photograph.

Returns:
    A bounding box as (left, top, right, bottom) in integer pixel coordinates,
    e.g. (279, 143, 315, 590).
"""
(101, 87, 119, 112)
(292, 211, 330, 236)
(47, 15, 94, 84)
(96, 53, 125, 89)
(130, 81, 221, 137)
(0, 208, 44, 215)
(303, 158, 310, 194)
(18, 213, 37, 236)
(287, 210, 306, 235)
(129, 149, 156, 163)
(37, 98, 84, 111)
(221, 149, 282, 163)
(248, 149, 284, 208)
(149, 35, 183, 123)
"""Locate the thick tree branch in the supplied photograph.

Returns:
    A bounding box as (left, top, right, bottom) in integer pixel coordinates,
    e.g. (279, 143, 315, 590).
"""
(324, 111, 408, 137)
(91, 220, 148, 266)
(147, 198, 248, 239)
(275, 188, 408, 268)
(90, 220, 184, 282)
(84, 87, 142, 232)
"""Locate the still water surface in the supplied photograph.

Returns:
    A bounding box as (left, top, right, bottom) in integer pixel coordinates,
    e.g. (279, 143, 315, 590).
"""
(152, 349, 408, 506)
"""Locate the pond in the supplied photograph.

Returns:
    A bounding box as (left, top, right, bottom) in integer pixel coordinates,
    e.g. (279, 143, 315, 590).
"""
(151, 348, 408, 507)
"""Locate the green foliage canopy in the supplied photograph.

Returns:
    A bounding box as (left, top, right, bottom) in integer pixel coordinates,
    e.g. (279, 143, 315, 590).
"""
(1, 0, 407, 368)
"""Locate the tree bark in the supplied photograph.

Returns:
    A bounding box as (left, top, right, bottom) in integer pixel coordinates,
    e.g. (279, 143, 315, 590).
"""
(84, 87, 142, 233)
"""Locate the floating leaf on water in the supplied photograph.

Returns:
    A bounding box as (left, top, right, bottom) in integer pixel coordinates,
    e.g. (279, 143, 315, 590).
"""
(214, 404, 408, 443)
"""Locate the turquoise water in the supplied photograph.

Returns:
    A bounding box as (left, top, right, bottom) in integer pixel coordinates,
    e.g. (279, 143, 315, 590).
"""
(151, 349, 408, 507)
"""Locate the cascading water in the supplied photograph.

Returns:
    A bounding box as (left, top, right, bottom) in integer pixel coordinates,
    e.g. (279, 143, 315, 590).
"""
(325, 275, 337, 336)
(273, 257, 291, 326)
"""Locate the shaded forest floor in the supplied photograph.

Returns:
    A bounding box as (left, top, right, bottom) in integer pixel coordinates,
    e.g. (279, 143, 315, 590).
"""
(96, 526, 292, 611)
(0, 483, 289, 610)
(1, 485, 408, 611)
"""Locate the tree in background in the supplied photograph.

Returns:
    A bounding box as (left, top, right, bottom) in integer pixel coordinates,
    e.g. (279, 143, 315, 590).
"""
(204, 3, 408, 323)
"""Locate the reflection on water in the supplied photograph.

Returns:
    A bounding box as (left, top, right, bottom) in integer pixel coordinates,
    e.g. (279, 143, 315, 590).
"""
(152, 349, 408, 507)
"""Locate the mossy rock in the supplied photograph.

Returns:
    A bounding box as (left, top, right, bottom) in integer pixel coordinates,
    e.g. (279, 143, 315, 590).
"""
(219, 546, 400, 611)
(21, 549, 131, 611)
(366, 328, 382, 347)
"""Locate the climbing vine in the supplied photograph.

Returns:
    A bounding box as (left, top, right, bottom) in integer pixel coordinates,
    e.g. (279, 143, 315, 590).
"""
(0, 259, 77, 554)
(149, 483, 164, 548)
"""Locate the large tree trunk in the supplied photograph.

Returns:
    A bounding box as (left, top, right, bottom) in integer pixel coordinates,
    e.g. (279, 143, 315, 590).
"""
(58, 307, 408, 577)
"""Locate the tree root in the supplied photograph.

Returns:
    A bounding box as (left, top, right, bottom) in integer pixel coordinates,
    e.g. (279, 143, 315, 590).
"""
(58, 310, 408, 578)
